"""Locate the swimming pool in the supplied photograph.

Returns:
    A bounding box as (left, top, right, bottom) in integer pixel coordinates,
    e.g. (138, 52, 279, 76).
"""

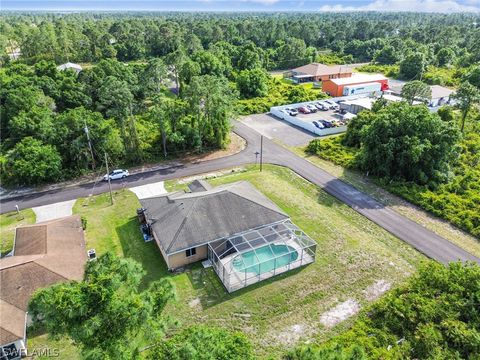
(232, 244, 298, 275)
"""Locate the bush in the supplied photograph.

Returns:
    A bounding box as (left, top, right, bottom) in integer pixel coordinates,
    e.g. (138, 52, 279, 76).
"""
(289, 261, 480, 359)
(81, 216, 87, 230)
(355, 64, 399, 78)
(305, 136, 357, 168)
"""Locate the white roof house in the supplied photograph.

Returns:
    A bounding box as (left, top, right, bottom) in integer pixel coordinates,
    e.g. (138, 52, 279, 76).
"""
(57, 62, 82, 74)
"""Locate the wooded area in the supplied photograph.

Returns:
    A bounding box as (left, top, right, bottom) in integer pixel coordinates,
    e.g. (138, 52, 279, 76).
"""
(1, 12, 479, 185)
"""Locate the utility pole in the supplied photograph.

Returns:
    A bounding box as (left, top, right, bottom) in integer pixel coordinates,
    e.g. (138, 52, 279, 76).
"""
(104, 152, 113, 205)
(260, 135, 263, 172)
(84, 119, 96, 170)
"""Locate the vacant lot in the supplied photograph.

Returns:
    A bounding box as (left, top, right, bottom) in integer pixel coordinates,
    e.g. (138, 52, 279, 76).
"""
(27, 165, 423, 359)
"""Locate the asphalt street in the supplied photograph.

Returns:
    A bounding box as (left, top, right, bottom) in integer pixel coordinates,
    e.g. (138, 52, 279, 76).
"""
(1, 120, 478, 265)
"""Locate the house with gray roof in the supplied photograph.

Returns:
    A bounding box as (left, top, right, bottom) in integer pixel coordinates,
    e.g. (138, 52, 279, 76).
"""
(140, 181, 316, 292)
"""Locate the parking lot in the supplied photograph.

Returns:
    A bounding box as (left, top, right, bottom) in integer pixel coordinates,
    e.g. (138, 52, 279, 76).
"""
(296, 108, 343, 123)
(240, 113, 316, 147)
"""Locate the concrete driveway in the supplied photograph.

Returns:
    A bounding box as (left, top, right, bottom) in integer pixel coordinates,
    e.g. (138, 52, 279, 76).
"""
(130, 181, 167, 199)
(33, 199, 76, 223)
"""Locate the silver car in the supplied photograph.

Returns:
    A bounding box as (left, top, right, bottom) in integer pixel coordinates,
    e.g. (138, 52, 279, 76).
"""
(103, 169, 129, 181)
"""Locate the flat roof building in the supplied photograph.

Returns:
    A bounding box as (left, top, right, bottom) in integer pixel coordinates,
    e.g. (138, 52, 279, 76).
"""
(323, 73, 389, 97)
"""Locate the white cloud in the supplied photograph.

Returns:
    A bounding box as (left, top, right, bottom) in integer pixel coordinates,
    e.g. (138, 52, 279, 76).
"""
(241, 0, 280, 4)
(319, 0, 480, 13)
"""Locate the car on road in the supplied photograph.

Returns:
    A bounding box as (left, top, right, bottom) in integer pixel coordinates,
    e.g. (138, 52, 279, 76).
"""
(306, 104, 318, 113)
(298, 106, 311, 114)
(103, 169, 129, 181)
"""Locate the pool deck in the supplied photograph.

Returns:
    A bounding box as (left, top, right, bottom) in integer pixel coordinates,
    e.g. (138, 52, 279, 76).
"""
(219, 237, 315, 292)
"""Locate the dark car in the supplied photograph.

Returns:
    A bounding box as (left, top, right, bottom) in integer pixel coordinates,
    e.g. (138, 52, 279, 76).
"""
(298, 106, 311, 114)
(320, 120, 334, 128)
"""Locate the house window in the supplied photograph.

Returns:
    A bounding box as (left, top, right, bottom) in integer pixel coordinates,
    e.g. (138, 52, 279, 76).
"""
(186, 247, 196, 257)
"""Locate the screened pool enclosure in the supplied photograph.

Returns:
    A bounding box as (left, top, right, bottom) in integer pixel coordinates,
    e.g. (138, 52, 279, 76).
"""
(208, 220, 316, 292)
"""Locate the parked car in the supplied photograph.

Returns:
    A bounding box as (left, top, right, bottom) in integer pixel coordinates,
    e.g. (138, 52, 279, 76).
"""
(324, 99, 339, 110)
(306, 104, 318, 113)
(286, 107, 298, 116)
(320, 120, 334, 128)
(298, 106, 311, 114)
(315, 102, 328, 111)
(312, 121, 324, 129)
(103, 169, 129, 181)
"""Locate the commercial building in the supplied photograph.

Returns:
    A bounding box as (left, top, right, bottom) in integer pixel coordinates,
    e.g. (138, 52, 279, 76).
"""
(284, 63, 352, 83)
(0, 216, 87, 359)
(322, 74, 389, 97)
(139, 180, 316, 292)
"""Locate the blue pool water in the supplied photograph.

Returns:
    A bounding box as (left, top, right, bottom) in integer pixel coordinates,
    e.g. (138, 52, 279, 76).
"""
(232, 244, 298, 275)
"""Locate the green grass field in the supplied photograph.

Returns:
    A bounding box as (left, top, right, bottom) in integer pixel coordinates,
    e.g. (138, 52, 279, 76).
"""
(27, 165, 424, 359)
(0, 208, 36, 256)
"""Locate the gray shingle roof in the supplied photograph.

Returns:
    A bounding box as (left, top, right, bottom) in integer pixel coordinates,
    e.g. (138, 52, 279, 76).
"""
(188, 179, 212, 193)
(140, 181, 288, 254)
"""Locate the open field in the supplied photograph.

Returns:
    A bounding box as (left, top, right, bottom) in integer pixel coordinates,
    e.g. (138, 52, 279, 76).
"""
(0, 208, 36, 256)
(27, 165, 423, 358)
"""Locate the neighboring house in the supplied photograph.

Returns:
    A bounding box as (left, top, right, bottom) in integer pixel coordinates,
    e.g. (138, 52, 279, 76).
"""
(322, 73, 389, 97)
(139, 180, 316, 292)
(56, 62, 82, 74)
(284, 63, 352, 83)
(0, 216, 87, 359)
(385, 82, 455, 108)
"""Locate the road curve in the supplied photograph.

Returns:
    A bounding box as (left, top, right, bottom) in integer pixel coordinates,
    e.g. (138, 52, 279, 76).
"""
(1, 121, 478, 265)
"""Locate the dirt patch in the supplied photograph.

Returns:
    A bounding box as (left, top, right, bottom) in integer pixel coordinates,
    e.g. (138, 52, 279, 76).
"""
(275, 323, 311, 346)
(183, 132, 246, 163)
(320, 299, 361, 328)
(188, 298, 201, 309)
(363, 280, 391, 301)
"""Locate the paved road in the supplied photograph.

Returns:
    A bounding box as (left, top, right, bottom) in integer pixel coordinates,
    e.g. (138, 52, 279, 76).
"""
(1, 121, 478, 265)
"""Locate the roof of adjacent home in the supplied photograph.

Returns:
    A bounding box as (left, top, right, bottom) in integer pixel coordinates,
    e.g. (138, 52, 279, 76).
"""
(140, 181, 289, 255)
(291, 63, 352, 77)
(0, 216, 86, 345)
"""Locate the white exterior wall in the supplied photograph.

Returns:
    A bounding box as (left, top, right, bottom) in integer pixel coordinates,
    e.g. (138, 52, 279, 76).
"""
(270, 94, 368, 136)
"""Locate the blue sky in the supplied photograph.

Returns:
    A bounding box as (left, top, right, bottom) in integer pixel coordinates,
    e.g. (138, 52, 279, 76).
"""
(2, 0, 480, 12)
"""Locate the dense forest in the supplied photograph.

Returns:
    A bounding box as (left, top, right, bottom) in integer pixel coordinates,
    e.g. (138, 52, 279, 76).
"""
(1, 12, 480, 186)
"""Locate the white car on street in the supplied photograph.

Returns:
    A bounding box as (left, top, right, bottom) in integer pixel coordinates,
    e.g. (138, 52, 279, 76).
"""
(103, 169, 129, 181)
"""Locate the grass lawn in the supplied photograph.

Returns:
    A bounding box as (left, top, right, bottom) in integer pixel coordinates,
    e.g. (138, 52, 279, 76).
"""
(290, 143, 480, 258)
(27, 165, 424, 359)
(0, 209, 36, 256)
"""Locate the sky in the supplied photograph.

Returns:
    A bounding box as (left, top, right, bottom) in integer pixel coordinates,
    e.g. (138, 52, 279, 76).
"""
(2, 0, 480, 13)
